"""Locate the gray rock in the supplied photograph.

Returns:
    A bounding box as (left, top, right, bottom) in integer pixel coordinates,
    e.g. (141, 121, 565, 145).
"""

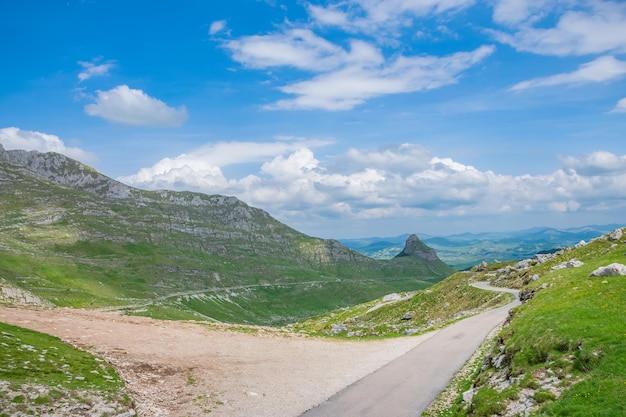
(401, 312, 415, 321)
(330, 323, 348, 334)
(551, 258, 584, 270)
(590, 263, 626, 277)
(609, 228, 623, 241)
(382, 293, 402, 302)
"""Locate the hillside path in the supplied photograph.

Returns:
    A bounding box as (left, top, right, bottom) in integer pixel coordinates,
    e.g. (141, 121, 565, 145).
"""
(300, 283, 520, 417)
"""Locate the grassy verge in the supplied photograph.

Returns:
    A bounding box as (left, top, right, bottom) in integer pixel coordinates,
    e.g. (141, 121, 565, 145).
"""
(0, 321, 134, 416)
(442, 230, 626, 416)
(290, 269, 514, 338)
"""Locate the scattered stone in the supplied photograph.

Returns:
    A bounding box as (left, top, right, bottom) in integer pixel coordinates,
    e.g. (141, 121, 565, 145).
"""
(401, 312, 415, 321)
(590, 263, 626, 277)
(574, 240, 587, 248)
(609, 228, 623, 241)
(329, 323, 348, 334)
(476, 261, 488, 272)
(551, 258, 584, 270)
(519, 289, 536, 303)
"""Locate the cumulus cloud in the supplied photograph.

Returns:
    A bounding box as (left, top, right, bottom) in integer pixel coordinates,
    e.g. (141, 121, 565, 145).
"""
(510, 55, 626, 90)
(78, 58, 115, 82)
(490, 0, 626, 56)
(0, 127, 96, 163)
(84, 85, 188, 127)
(120, 141, 626, 226)
(118, 137, 332, 190)
(560, 151, 626, 176)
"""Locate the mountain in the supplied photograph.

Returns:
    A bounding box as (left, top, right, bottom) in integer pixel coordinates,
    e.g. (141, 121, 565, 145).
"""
(340, 224, 625, 270)
(0, 144, 453, 325)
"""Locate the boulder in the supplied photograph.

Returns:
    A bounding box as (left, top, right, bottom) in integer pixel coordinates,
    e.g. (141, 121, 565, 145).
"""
(551, 258, 584, 270)
(401, 312, 415, 321)
(609, 228, 623, 241)
(330, 323, 348, 334)
(590, 263, 626, 277)
(382, 293, 402, 302)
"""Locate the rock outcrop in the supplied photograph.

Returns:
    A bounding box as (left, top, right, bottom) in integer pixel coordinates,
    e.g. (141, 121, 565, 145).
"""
(394, 234, 441, 262)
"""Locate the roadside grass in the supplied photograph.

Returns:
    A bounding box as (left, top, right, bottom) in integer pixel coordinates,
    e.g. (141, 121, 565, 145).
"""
(448, 231, 626, 417)
(290, 269, 514, 338)
(0, 321, 133, 415)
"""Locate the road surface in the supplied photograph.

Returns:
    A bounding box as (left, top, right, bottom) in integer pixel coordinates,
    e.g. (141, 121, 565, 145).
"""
(300, 283, 520, 417)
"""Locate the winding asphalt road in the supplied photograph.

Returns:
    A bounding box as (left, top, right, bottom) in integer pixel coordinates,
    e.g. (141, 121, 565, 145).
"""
(300, 283, 520, 417)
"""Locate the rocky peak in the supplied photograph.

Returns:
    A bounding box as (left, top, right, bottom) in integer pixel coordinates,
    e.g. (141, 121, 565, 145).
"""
(0, 143, 135, 199)
(394, 234, 441, 262)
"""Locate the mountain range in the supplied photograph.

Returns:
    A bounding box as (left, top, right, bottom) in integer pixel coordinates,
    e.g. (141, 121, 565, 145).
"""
(0, 144, 452, 325)
(340, 224, 624, 270)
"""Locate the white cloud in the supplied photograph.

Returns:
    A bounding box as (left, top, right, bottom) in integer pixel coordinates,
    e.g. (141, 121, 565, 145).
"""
(309, 0, 476, 35)
(84, 85, 188, 127)
(610, 97, 626, 113)
(490, 1, 626, 56)
(78, 58, 115, 82)
(265, 45, 495, 110)
(209, 19, 228, 35)
(0, 127, 96, 163)
(118, 137, 333, 190)
(560, 151, 626, 176)
(120, 142, 626, 227)
(510, 55, 626, 90)
(492, 0, 558, 26)
(225, 29, 347, 71)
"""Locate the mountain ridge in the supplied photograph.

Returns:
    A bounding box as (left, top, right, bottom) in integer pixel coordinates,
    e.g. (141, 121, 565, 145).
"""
(0, 144, 453, 325)
(340, 223, 625, 269)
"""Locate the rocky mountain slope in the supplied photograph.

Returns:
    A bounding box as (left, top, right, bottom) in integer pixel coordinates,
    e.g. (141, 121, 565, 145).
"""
(0, 144, 453, 325)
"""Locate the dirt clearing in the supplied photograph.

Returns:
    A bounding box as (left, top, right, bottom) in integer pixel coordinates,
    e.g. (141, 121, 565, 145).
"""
(0, 305, 437, 416)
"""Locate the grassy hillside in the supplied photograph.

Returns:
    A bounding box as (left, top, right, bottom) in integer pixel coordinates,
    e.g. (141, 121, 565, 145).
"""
(0, 322, 133, 416)
(0, 148, 453, 325)
(291, 267, 514, 338)
(424, 228, 626, 416)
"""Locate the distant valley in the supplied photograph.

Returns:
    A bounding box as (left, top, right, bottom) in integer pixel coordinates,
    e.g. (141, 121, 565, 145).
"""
(340, 224, 624, 270)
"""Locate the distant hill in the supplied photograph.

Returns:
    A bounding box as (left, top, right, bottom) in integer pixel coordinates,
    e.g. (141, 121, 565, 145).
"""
(0, 144, 452, 325)
(340, 224, 624, 270)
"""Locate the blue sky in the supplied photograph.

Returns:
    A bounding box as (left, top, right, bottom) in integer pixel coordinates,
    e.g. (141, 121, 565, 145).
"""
(1, 0, 625, 238)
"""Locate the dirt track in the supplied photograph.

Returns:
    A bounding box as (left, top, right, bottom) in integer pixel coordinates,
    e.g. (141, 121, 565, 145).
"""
(0, 305, 438, 416)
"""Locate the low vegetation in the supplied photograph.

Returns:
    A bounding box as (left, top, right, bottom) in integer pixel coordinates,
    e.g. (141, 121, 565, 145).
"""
(424, 228, 626, 417)
(0, 321, 133, 416)
(291, 268, 514, 338)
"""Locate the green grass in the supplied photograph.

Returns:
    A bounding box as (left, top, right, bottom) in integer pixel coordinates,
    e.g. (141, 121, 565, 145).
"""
(447, 230, 626, 417)
(0, 321, 133, 415)
(291, 268, 514, 338)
